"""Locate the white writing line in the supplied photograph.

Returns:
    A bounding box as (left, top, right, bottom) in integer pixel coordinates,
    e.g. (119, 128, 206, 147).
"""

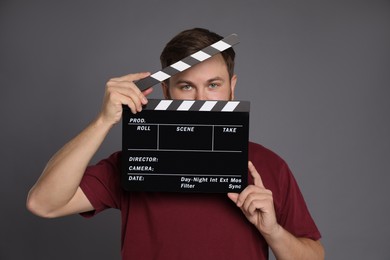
(128, 123, 243, 127)
(127, 149, 242, 153)
(128, 173, 242, 177)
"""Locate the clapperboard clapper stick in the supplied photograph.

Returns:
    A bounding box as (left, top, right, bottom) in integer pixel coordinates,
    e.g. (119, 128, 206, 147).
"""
(134, 33, 239, 91)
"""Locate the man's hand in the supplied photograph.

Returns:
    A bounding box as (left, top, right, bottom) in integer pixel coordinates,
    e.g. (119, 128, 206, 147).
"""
(228, 161, 280, 237)
(228, 162, 325, 259)
(99, 72, 153, 126)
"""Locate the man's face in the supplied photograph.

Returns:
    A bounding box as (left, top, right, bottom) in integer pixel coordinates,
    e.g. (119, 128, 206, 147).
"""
(162, 54, 237, 101)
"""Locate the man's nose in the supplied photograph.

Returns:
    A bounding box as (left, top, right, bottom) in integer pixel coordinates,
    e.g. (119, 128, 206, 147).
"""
(195, 89, 207, 100)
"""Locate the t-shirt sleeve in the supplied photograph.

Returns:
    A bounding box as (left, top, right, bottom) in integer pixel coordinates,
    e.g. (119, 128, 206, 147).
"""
(277, 162, 322, 240)
(79, 152, 122, 218)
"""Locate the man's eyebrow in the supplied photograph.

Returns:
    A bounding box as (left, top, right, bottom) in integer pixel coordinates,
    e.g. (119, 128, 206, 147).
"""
(207, 77, 224, 82)
(173, 77, 225, 85)
(174, 79, 194, 85)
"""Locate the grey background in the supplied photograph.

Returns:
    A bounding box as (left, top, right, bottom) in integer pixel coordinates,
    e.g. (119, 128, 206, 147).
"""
(1, 0, 389, 259)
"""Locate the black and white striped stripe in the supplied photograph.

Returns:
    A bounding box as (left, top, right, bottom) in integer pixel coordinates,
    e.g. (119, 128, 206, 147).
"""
(135, 33, 239, 91)
(143, 99, 249, 112)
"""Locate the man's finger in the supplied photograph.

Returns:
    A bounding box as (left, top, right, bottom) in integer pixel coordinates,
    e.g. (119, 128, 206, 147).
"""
(227, 192, 239, 203)
(116, 72, 151, 82)
(142, 87, 154, 98)
(249, 161, 264, 188)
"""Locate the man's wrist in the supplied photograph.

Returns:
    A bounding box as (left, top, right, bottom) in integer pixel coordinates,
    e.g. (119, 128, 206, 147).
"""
(261, 223, 283, 242)
(93, 115, 114, 132)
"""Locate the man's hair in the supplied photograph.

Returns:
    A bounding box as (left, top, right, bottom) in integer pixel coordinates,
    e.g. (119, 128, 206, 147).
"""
(160, 28, 236, 83)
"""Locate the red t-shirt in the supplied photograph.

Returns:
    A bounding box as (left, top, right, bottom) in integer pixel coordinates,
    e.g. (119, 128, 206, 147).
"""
(80, 142, 321, 259)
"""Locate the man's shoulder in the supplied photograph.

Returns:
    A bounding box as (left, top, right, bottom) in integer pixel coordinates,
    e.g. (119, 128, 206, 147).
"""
(101, 151, 121, 163)
(89, 151, 122, 172)
(248, 141, 285, 164)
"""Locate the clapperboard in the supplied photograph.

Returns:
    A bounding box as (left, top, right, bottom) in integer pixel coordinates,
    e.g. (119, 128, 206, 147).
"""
(122, 33, 250, 193)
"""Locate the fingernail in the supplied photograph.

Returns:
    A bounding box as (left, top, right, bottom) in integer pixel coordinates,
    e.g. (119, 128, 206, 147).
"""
(141, 95, 147, 104)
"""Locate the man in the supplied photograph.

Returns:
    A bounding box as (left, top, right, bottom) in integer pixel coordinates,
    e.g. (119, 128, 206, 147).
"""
(27, 28, 324, 259)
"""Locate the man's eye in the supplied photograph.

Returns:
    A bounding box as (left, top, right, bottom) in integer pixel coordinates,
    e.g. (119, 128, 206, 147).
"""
(181, 85, 192, 91)
(209, 83, 219, 89)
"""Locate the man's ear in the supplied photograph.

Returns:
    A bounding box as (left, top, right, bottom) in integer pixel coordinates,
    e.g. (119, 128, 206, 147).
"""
(230, 74, 237, 100)
(161, 81, 170, 99)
